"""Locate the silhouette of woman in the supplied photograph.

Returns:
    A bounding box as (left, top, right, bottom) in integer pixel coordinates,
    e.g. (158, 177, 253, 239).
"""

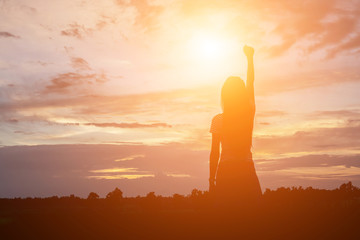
(209, 45, 262, 206)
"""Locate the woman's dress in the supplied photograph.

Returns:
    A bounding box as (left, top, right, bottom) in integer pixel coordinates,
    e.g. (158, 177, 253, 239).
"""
(210, 113, 262, 205)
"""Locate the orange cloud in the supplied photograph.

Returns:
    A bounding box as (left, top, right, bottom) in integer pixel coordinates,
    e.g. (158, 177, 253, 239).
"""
(0, 31, 20, 38)
(84, 122, 171, 128)
(256, 110, 286, 118)
(327, 34, 360, 58)
(61, 23, 93, 39)
(43, 72, 108, 94)
(308, 110, 360, 119)
(254, 121, 360, 155)
(1, 144, 360, 197)
(71, 57, 91, 71)
(114, 0, 163, 32)
(180, 0, 360, 58)
(254, 0, 360, 58)
(256, 69, 360, 96)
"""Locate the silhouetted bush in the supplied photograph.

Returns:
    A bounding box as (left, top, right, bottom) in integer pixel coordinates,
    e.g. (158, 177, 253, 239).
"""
(146, 191, 156, 199)
(1, 182, 360, 240)
(87, 192, 99, 200)
(106, 187, 123, 201)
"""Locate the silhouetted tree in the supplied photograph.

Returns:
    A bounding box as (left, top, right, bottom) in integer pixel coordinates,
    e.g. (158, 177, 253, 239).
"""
(339, 181, 358, 192)
(106, 187, 123, 201)
(2, 181, 360, 240)
(173, 193, 184, 199)
(146, 191, 156, 199)
(87, 192, 99, 200)
(190, 188, 203, 198)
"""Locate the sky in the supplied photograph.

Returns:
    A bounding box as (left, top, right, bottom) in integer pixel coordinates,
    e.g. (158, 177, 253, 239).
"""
(1, 0, 360, 197)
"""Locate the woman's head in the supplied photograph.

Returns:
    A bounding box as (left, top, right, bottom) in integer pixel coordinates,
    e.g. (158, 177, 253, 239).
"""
(221, 76, 248, 114)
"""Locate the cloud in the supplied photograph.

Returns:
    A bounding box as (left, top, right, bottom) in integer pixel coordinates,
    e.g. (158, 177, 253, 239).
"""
(19, 5, 37, 14)
(115, 0, 164, 32)
(254, 121, 360, 155)
(1, 144, 359, 197)
(0, 144, 208, 197)
(256, 110, 286, 118)
(0, 86, 215, 116)
(87, 167, 154, 179)
(307, 17, 357, 53)
(308, 110, 360, 120)
(0, 31, 20, 38)
(61, 23, 93, 39)
(179, 0, 360, 58)
(89, 167, 139, 173)
(5, 118, 18, 123)
(84, 122, 172, 128)
(87, 174, 154, 180)
(43, 72, 108, 94)
(71, 57, 91, 71)
(256, 154, 360, 190)
(255, 0, 360, 58)
(165, 173, 191, 178)
(115, 154, 145, 161)
(256, 154, 360, 171)
(36, 55, 109, 96)
(13, 130, 35, 135)
(327, 33, 360, 58)
(256, 69, 360, 95)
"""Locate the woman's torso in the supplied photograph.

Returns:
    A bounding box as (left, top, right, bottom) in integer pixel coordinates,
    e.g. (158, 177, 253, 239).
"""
(210, 110, 255, 163)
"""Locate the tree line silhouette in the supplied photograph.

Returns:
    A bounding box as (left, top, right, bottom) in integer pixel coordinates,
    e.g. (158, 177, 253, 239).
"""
(1, 182, 360, 240)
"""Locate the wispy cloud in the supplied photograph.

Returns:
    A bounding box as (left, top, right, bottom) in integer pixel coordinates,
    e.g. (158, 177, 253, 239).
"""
(114, 0, 164, 33)
(309, 109, 360, 119)
(0, 144, 206, 197)
(87, 174, 154, 180)
(61, 23, 93, 39)
(43, 72, 108, 94)
(89, 167, 140, 173)
(71, 57, 91, 71)
(256, 110, 286, 118)
(84, 122, 171, 128)
(256, 154, 360, 171)
(165, 173, 191, 178)
(257, 0, 360, 58)
(0, 31, 20, 38)
(114, 154, 145, 161)
(256, 69, 360, 95)
(88, 167, 154, 180)
(1, 144, 360, 197)
(180, 0, 360, 58)
(254, 121, 360, 155)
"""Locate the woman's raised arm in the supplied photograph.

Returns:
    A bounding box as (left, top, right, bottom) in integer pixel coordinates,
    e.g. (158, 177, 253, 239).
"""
(243, 45, 255, 105)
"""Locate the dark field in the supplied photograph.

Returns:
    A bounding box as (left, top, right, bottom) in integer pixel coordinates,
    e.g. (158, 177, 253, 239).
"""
(1, 182, 360, 240)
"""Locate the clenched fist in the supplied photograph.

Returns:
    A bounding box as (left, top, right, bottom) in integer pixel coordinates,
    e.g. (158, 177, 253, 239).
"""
(243, 45, 254, 58)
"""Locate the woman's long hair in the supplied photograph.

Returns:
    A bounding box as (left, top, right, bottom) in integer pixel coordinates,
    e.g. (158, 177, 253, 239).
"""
(221, 76, 253, 154)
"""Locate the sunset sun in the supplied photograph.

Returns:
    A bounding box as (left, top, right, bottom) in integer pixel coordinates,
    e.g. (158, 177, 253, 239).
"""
(189, 32, 231, 61)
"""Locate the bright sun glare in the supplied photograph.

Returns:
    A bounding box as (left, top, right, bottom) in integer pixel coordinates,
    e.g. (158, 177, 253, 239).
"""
(189, 32, 231, 61)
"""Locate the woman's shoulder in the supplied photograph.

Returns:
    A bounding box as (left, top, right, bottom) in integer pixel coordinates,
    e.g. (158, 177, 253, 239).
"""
(212, 113, 223, 121)
(210, 113, 223, 134)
